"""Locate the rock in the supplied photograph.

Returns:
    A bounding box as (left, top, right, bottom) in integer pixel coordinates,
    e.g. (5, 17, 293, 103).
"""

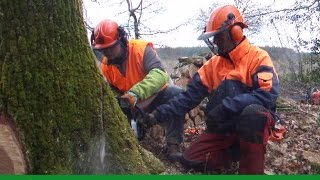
(268, 141, 287, 155)
(194, 115, 203, 126)
(264, 170, 275, 175)
(184, 118, 194, 129)
(300, 125, 312, 131)
(302, 151, 320, 165)
(304, 144, 310, 149)
(150, 125, 165, 142)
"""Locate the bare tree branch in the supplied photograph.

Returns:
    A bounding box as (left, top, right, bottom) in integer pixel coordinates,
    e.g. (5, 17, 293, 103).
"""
(139, 22, 189, 36)
(125, 0, 142, 38)
(246, 0, 318, 18)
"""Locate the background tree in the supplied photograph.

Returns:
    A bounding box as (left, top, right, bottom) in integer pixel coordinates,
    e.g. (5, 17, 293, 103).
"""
(84, 0, 187, 40)
(258, 0, 320, 81)
(124, 0, 164, 39)
(0, 0, 164, 174)
(193, 0, 271, 35)
(307, 38, 320, 81)
(284, 0, 319, 81)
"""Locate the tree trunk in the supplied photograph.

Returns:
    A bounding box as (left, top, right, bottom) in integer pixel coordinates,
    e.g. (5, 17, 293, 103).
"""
(0, 0, 164, 174)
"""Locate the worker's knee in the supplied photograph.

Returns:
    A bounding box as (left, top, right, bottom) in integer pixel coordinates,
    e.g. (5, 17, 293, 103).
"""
(237, 104, 274, 144)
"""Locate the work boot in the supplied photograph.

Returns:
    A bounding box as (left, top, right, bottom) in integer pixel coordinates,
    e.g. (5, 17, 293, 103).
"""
(166, 143, 181, 161)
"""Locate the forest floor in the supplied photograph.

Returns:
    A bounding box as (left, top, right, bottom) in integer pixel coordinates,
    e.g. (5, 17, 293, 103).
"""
(140, 80, 320, 175)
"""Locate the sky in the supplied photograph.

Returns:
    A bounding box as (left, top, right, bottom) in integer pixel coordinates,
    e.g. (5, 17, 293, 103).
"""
(82, 0, 303, 49)
(82, 0, 215, 47)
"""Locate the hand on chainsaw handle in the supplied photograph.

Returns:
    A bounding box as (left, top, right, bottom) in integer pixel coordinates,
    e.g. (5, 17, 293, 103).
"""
(120, 91, 139, 107)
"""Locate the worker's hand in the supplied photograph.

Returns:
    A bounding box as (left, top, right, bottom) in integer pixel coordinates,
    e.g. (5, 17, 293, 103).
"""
(206, 104, 234, 133)
(139, 111, 158, 129)
(120, 91, 139, 108)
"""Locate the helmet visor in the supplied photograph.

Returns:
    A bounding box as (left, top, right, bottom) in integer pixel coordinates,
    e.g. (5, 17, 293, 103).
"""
(198, 26, 227, 40)
(98, 40, 120, 57)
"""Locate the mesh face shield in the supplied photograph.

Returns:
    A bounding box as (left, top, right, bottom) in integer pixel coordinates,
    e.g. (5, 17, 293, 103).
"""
(204, 38, 217, 55)
(203, 27, 229, 55)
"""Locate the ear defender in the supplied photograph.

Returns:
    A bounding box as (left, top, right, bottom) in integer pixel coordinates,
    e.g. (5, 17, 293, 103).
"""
(225, 13, 244, 44)
(230, 25, 243, 44)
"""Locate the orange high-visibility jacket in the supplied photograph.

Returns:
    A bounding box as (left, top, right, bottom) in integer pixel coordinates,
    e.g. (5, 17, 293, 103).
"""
(101, 39, 150, 92)
(198, 38, 279, 112)
(154, 38, 279, 122)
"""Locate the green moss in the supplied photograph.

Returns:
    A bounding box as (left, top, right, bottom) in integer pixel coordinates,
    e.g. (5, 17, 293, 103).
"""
(139, 148, 165, 174)
(0, 0, 164, 174)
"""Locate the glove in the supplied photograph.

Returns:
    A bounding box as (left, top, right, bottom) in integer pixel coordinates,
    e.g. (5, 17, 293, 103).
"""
(120, 91, 139, 107)
(138, 110, 158, 129)
(206, 104, 234, 133)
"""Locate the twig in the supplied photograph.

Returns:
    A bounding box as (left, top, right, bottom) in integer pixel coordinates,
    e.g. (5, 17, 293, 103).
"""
(294, 108, 318, 118)
(277, 107, 293, 111)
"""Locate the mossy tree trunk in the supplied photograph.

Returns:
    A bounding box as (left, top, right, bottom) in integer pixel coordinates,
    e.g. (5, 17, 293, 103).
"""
(0, 0, 164, 174)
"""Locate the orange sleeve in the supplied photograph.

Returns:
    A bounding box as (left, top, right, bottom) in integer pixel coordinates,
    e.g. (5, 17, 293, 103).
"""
(100, 57, 108, 78)
(198, 59, 215, 93)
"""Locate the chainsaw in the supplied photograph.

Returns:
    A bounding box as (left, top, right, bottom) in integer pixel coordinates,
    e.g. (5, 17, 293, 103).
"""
(116, 96, 145, 140)
(269, 115, 286, 143)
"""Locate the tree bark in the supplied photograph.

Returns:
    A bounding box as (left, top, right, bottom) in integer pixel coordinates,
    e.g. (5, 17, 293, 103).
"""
(0, 0, 164, 174)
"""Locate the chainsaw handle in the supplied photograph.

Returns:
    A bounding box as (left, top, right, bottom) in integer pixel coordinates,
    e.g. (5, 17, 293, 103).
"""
(116, 96, 131, 108)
